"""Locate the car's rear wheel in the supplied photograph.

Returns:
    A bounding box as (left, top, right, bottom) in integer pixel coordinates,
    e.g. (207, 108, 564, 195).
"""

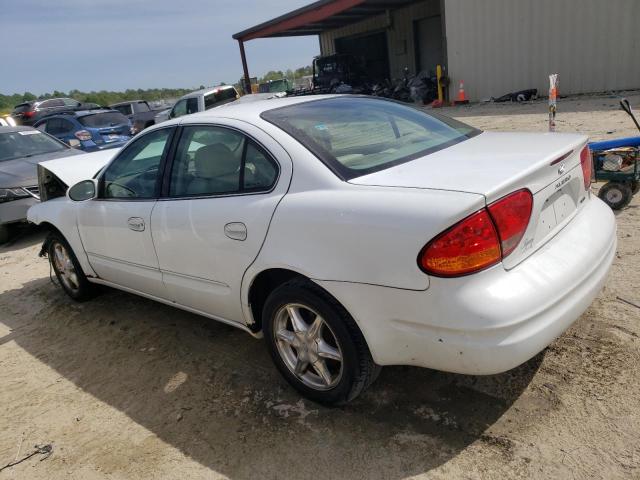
(263, 278, 380, 405)
(48, 232, 96, 301)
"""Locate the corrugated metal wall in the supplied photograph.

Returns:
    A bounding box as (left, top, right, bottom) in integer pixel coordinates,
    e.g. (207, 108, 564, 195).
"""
(319, 1, 442, 79)
(319, 0, 639, 100)
(444, 0, 640, 100)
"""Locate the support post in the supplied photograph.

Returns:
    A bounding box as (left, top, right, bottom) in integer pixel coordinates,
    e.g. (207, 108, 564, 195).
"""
(238, 40, 251, 94)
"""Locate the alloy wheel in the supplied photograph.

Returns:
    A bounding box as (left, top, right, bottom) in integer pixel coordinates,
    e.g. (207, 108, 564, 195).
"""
(273, 303, 344, 390)
(52, 242, 80, 293)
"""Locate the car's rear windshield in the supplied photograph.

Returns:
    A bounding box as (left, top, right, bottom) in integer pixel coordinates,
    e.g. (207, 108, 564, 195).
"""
(13, 103, 32, 114)
(261, 97, 481, 179)
(204, 88, 237, 110)
(0, 130, 67, 162)
(79, 112, 129, 128)
(134, 102, 150, 112)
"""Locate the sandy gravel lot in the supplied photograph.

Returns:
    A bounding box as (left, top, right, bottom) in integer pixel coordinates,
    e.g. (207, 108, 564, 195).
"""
(1, 93, 639, 479)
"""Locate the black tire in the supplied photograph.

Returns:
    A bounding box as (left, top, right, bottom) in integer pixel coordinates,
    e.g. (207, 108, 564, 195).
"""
(47, 231, 96, 302)
(262, 278, 380, 406)
(598, 181, 633, 210)
(631, 181, 640, 195)
(0, 224, 9, 244)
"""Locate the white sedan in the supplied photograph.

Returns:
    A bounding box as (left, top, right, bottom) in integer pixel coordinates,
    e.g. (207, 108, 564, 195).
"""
(28, 95, 616, 405)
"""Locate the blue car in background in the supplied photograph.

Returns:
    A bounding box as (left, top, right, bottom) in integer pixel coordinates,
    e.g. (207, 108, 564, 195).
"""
(33, 109, 132, 152)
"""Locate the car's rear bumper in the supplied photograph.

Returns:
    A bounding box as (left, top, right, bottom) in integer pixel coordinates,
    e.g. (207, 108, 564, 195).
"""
(315, 196, 616, 375)
(0, 197, 38, 225)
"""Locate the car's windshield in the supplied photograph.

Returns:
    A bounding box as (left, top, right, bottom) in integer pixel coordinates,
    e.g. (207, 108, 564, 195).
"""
(79, 112, 129, 128)
(261, 97, 480, 179)
(0, 130, 67, 162)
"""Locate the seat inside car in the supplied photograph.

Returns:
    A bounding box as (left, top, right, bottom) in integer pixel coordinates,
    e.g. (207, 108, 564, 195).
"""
(187, 143, 239, 195)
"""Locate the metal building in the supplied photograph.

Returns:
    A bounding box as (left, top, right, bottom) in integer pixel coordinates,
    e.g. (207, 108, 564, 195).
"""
(233, 0, 640, 101)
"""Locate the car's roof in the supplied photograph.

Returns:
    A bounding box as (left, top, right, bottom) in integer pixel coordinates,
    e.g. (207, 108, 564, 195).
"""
(0, 125, 38, 134)
(180, 85, 237, 100)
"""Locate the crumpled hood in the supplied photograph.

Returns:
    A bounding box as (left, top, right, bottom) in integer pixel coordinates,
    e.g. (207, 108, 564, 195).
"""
(37, 148, 118, 187)
(0, 149, 83, 187)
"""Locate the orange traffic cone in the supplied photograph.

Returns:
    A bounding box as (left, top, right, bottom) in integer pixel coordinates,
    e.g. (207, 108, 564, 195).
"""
(454, 80, 469, 105)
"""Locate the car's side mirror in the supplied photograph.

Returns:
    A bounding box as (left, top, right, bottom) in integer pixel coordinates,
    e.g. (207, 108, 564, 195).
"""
(68, 179, 98, 201)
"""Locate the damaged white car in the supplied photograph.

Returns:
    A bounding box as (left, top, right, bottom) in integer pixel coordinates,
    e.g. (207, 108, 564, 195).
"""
(28, 96, 616, 405)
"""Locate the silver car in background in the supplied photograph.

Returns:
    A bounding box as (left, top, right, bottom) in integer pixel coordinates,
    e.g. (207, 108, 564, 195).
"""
(0, 126, 81, 242)
(165, 85, 239, 121)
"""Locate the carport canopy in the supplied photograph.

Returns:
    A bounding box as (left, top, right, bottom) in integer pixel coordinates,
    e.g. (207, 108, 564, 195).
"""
(232, 0, 416, 91)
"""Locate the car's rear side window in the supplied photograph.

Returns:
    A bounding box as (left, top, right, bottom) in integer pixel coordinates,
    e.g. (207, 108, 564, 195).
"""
(169, 125, 278, 197)
(79, 112, 129, 128)
(261, 97, 480, 180)
(204, 88, 237, 110)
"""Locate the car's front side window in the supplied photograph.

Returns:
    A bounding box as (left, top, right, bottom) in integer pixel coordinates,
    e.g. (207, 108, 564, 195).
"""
(171, 100, 187, 118)
(102, 128, 171, 199)
(186, 98, 199, 114)
(169, 126, 278, 197)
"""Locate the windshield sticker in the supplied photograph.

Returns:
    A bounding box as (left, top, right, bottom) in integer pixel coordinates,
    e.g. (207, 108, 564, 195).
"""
(18, 130, 41, 135)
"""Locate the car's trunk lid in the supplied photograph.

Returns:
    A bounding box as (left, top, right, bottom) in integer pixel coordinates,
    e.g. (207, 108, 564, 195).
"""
(350, 131, 590, 269)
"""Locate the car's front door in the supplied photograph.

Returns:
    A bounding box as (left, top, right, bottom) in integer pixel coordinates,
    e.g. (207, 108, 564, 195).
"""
(76, 127, 174, 298)
(151, 121, 292, 324)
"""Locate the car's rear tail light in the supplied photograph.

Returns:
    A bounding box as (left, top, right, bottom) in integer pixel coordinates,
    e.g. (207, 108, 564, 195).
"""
(487, 189, 533, 257)
(419, 189, 533, 277)
(74, 130, 92, 141)
(23, 111, 35, 118)
(419, 210, 502, 277)
(580, 145, 592, 190)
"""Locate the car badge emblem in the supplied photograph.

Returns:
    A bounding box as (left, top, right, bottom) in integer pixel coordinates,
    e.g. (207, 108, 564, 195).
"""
(558, 163, 566, 175)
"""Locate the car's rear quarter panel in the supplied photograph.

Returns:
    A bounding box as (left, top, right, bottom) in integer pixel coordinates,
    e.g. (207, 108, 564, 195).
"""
(253, 183, 485, 290)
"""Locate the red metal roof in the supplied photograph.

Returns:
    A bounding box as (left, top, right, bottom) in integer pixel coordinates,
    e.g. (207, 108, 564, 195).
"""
(233, 0, 416, 41)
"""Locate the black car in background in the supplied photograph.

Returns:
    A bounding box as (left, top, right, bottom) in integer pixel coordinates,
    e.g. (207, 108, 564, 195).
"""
(11, 98, 82, 126)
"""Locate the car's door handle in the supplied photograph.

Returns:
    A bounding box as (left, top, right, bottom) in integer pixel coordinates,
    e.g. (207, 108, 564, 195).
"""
(127, 217, 145, 232)
(224, 222, 247, 241)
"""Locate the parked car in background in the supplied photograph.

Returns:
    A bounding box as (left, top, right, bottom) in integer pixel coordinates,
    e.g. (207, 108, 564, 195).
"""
(11, 98, 82, 126)
(109, 100, 160, 134)
(29, 96, 615, 405)
(168, 85, 239, 120)
(34, 109, 132, 152)
(0, 126, 81, 243)
(154, 107, 172, 125)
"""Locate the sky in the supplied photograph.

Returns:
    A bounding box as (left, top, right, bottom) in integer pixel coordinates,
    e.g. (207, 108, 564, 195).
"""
(0, 0, 319, 95)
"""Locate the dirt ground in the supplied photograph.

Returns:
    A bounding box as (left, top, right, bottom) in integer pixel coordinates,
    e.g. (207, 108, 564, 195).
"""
(1, 93, 639, 480)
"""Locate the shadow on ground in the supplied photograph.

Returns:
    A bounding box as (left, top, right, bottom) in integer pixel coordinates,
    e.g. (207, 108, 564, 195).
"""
(0, 277, 544, 479)
(0, 224, 46, 254)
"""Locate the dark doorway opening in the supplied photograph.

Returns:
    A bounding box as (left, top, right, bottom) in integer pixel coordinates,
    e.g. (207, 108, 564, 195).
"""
(335, 31, 390, 81)
(414, 15, 444, 75)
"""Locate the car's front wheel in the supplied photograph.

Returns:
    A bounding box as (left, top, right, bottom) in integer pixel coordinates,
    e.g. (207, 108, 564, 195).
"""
(47, 232, 96, 301)
(263, 279, 380, 405)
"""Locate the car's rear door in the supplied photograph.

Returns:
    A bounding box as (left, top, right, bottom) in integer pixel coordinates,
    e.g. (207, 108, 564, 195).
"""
(151, 120, 292, 325)
(76, 127, 175, 298)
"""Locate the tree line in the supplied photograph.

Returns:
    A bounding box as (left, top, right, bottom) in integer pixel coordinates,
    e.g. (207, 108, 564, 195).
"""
(0, 87, 200, 112)
(1, 65, 314, 113)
